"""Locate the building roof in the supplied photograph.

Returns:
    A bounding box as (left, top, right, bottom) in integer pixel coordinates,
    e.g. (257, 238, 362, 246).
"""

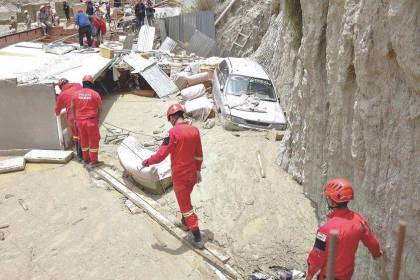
(0, 42, 112, 85)
(226, 57, 270, 80)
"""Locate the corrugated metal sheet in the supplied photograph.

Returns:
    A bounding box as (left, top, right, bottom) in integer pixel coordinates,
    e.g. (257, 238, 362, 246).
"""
(160, 19, 167, 41)
(159, 37, 177, 53)
(137, 25, 155, 52)
(163, 11, 215, 43)
(186, 30, 216, 58)
(141, 64, 179, 98)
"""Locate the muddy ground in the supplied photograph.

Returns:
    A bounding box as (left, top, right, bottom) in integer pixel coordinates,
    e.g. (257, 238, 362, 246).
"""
(98, 92, 318, 275)
(0, 161, 216, 279)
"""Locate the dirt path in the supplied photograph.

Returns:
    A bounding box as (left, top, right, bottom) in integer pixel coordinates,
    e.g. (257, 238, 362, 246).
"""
(0, 161, 216, 279)
(99, 93, 318, 275)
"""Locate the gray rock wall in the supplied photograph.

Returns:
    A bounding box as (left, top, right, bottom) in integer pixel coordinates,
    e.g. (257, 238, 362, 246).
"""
(252, 0, 419, 279)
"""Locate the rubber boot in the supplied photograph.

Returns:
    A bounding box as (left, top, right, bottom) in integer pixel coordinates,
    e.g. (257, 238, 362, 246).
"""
(189, 229, 204, 249)
(75, 142, 83, 161)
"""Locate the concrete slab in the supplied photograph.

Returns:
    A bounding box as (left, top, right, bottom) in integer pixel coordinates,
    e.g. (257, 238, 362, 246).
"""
(0, 79, 61, 151)
(24, 150, 73, 163)
(0, 157, 25, 174)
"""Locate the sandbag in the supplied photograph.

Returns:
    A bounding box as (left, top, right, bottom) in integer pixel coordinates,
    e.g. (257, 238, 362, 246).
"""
(185, 96, 213, 121)
(186, 72, 209, 86)
(181, 84, 206, 101)
(118, 136, 172, 195)
(172, 72, 191, 90)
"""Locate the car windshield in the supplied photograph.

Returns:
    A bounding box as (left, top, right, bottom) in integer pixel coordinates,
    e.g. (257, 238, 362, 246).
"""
(225, 75, 277, 101)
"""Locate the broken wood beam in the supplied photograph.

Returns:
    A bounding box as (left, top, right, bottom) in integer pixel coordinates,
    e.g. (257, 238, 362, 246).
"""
(215, 0, 239, 26)
(392, 220, 407, 280)
(256, 151, 266, 178)
(92, 167, 241, 279)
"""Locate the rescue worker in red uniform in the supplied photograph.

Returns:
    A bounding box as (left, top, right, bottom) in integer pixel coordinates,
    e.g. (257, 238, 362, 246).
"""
(71, 75, 102, 167)
(306, 178, 382, 280)
(142, 104, 204, 248)
(54, 78, 83, 159)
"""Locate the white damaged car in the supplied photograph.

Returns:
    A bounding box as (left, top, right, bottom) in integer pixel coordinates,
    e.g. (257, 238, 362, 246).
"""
(212, 57, 287, 131)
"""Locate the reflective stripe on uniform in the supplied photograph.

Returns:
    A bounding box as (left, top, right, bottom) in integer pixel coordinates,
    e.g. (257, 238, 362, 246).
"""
(73, 136, 79, 140)
(182, 209, 194, 218)
(194, 156, 203, 161)
(81, 148, 89, 152)
(89, 148, 98, 153)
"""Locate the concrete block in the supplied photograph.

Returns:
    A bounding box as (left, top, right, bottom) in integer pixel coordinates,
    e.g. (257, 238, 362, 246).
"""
(0, 157, 26, 174)
(24, 150, 73, 163)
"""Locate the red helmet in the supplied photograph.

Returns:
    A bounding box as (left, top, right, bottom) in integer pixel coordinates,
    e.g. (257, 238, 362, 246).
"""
(83, 75, 94, 84)
(57, 78, 69, 89)
(167, 104, 185, 121)
(324, 178, 354, 203)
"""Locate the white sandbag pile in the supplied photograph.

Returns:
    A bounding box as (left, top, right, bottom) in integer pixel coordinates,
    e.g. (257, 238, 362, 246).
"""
(181, 84, 206, 101)
(185, 72, 209, 87)
(118, 136, 172, 195)
(0, 157, 26, 174)
(185, 96, 213, 122)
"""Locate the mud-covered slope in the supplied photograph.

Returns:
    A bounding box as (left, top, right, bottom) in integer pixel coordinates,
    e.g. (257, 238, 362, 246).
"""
(220, 0, 419, 279)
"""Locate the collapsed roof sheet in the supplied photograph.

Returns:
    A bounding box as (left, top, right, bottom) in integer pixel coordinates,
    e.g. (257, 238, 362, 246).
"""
(137, 25, 155, 52)
(0, 42, 112, 84)
(159, 37, 178, 53)
(141, 64, 179, 98)
(186, 30, 216, 58)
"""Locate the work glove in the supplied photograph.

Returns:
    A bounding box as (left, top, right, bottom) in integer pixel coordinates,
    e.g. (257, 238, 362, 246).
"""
(196, 171, 202, 184)
(142, 159, 150, 167)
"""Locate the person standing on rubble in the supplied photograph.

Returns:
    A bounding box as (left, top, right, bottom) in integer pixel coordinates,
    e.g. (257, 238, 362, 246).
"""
(24, 11, 32, 30)
(38, 6, 52, 35)
(9, 16, 17, 33)
(71, 75, 103, 168)
(63, 1, 70, 22)
(145, 0, 155, 26)
(55, 78, 83, 160)
(86, 1, 94, 16)
(142, 104, 204, 249)
(134, 0, 146, 29)
(89, 15, 106, 46)
(75, 9, 92, 47)
(306, 178, 382, 280)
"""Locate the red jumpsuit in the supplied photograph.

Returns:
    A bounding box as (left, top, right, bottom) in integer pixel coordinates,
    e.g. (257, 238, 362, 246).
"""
(307, 207, 382, 280)
(72, 88, 102, 164)
(145, 121, 203, 231)
(54, 83, 82, 143)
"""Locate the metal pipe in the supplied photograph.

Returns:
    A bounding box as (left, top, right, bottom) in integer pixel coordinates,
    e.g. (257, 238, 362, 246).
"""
(326, 230, 338, 280)
(392, 220, 407, 280)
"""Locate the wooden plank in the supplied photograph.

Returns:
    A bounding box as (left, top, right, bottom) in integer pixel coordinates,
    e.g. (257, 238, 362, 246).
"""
(92, 167, 241, 280)
(215, 0, 239, 26)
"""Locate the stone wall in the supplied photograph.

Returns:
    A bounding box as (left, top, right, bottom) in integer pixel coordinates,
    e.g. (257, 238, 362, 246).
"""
(214, 0, 420, 278)
(251, 0, 419, 279)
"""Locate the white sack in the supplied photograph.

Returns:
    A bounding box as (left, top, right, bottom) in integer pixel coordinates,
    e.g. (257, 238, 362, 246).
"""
(181, 84, 206, 101)
(24, 149, 73, 163)
(118, 136, 172, 194)
(185, 96, 213, 121)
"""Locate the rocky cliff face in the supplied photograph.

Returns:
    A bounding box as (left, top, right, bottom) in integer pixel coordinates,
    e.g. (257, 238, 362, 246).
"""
(220, 0, 419, 279)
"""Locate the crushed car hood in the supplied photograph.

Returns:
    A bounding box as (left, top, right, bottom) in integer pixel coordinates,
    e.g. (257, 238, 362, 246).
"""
(226, 95, 286, 124)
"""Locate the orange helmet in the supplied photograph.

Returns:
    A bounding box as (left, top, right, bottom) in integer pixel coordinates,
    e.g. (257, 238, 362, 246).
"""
(167, 104, 185, 121)
(57, 78, 69, 89)
(324, 178, 354, 203)
(83, 75, 94, 84)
